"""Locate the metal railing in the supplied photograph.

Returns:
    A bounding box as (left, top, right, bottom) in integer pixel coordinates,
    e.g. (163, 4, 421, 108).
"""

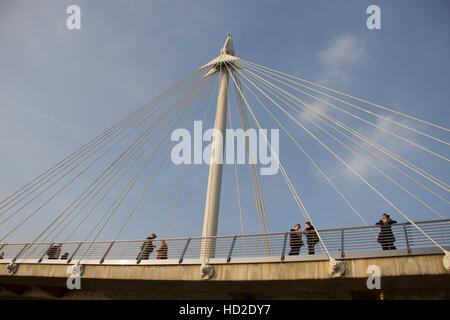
(0, 219, 448, 265)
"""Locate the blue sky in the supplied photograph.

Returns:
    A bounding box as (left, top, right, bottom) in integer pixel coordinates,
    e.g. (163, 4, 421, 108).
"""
(0, 0, 449, 243)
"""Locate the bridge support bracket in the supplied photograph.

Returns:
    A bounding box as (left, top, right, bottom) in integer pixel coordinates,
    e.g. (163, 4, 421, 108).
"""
(68, 264, 85, 276)
(200, 263, 214, 280)
(329, 257, 346, 278)
(6, 263, 18, 275)
(443, 250, 450, 271)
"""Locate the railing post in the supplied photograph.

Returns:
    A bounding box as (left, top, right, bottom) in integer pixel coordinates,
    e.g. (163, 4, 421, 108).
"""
(403, 225, 411, 254)
(0, 243, 6, 253)
(11, 243, 30, 263)
(340, 229, 345, 258)
(100, 241, 115, 264)
(281, 232, 288, 261)
(38, 243, 54, 263)
(227, 236, 237, 263)
(67, 242, 83, 264)
(179, 238, 191, 264)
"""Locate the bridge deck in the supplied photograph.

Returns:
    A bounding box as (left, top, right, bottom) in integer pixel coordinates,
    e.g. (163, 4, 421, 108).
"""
(0, 219, 449, 299)
(1, 250, 449, 299)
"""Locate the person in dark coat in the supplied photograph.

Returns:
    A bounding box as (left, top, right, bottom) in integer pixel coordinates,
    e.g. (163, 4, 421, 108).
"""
(288, 223, 303, 255)
(137, 234, 156, 260)
(376, 213, 397, 250)
(0, 252, 4, 259)
(61, 252, 69, 260)
(305, 222, 319, 255)
(47, 243, 62, 259)
(157, 240, 168, 260)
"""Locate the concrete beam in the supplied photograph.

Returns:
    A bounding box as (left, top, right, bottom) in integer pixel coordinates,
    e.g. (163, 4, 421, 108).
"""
(0, 254, 448, 299)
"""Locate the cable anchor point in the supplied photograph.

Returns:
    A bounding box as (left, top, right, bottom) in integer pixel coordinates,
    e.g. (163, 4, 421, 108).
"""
(329, 257, 346, 278)
(443, 250, 450, 271)
(6, 262, 18, 275)
(200, 263, 214, 280)
(68, 263, 84, 276)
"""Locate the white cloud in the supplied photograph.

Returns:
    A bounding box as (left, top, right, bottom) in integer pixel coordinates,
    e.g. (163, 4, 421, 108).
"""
(317, 34, 367, 86)
(338, 114, 417, 180)
(293, 99, 330, 133)
(314, 35, 421, 183)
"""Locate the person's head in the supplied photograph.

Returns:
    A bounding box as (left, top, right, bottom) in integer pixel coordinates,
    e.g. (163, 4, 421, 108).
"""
(382, 213, 390, 220)
(294, 223, 300, 230)
(149, 233, 157, 239)
(305, 221, 311, 228)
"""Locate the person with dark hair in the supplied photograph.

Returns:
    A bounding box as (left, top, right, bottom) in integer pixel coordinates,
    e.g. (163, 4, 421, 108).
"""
(376, 213, 397, 250)
(288, 223, 303, 255)
(137, 234, 156, 260)
(305, 222, 319, 255)
(157, 240, 168, 260)
(0, 252, 4, 259)
(47, 243, 62, 259)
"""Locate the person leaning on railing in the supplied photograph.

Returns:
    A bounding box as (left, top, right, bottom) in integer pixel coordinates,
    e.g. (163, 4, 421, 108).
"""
(376, 213, 397, 250)
(137, 234, 157, 260)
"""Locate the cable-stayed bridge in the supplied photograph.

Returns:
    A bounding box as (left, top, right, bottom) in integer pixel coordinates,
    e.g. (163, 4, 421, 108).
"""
(0, 36, 449, 299)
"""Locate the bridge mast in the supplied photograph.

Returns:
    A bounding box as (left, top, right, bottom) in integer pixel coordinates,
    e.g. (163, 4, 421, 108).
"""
(199, 35, 237, 262)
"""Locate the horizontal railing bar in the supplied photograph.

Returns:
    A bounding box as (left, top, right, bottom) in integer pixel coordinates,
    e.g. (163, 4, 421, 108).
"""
(0, 219, 448, 263)
(1, 219, 447, 247)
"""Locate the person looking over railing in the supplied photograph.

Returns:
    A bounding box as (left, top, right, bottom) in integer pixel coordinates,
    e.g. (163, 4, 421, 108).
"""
(47, 243, 62, 259)
(376, 213, 397, 250)
(305, 222, 319, 255)
(157, 240, 168, 260)
(289, 223, 303, 255)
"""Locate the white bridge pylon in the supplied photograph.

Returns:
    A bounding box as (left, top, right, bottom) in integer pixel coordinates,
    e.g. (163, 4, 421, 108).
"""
(199, 35, 238, 264)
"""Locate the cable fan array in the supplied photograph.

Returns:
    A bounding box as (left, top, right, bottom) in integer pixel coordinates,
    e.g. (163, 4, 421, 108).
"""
(226, 59, 449, 258)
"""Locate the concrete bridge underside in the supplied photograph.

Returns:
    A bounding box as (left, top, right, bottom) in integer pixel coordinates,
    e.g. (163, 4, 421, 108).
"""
(0, 254, 449, 299)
